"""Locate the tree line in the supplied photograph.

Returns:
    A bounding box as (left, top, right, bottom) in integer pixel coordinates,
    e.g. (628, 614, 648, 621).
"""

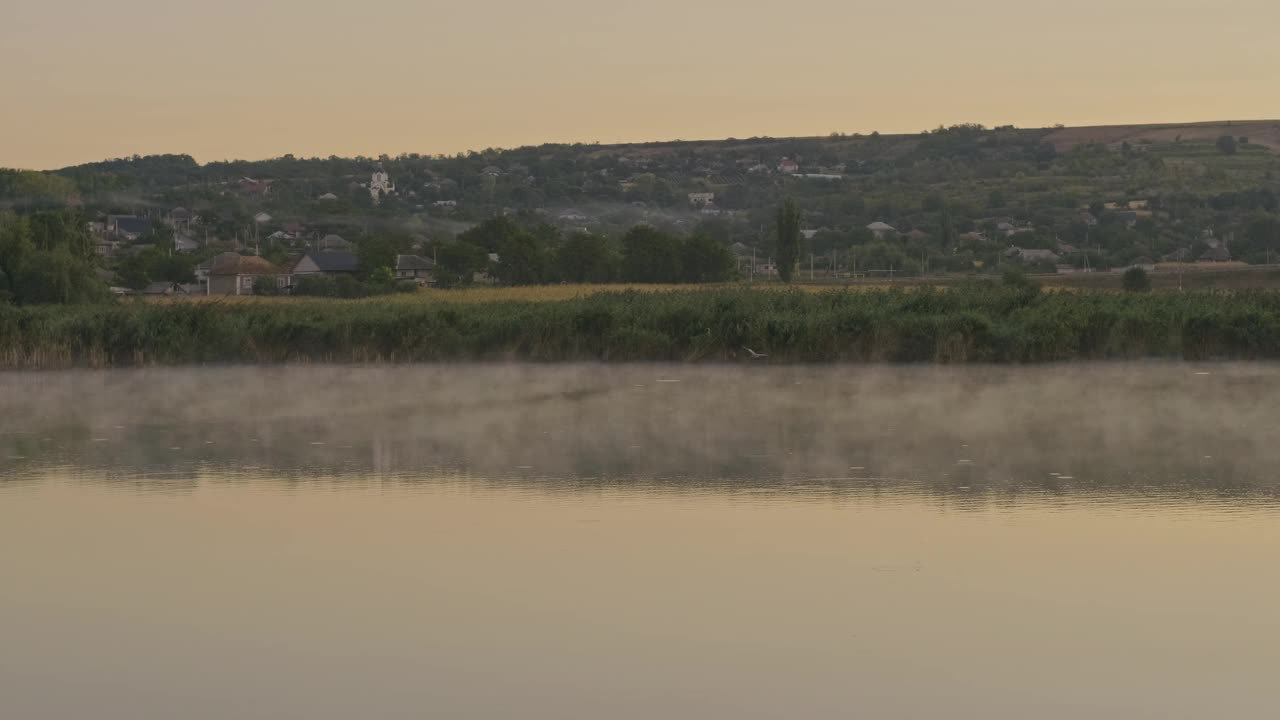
(431, 216, 737, 287)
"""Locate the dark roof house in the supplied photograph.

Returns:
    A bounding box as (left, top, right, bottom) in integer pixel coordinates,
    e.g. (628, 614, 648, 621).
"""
(112, 216, 152, 239)
(395, 254, 435, 272)
(291, 251, 360, 276)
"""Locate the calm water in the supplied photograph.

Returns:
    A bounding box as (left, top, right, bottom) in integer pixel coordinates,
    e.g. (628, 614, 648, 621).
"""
(3, 364, 1280, 719)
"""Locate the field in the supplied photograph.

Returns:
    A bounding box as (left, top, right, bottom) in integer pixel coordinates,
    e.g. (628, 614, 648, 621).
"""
(139, 264, 1280, 310)
(1043, 120, 1280, 152)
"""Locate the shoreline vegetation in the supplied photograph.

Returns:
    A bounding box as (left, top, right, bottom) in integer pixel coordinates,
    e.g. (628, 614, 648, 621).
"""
(5, 283, 1280, 367)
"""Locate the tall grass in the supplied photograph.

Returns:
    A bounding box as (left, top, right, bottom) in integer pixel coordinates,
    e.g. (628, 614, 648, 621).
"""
(5, 285, 1280, 367)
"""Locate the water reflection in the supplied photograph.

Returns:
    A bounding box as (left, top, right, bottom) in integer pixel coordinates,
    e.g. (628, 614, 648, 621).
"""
(3, 363, 1280, 510)
(5, 365, 1280, 720)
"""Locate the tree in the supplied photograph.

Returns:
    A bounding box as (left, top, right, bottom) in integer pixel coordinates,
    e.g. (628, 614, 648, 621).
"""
(12, 249, 107, 304)
(1001, 265, 1041, 296)
(621, 225, 682, 283)
(1243, 214, 1280, 261)
(1, 211, 104, 304)
(1216, 135, 1238, 155)
(141, 224, 175, 255)
(1122, 266, 1152, 293)
(555, 231, 617, 283)
(116, 251, 155, 291)
(458, 215, 521, 252)
(681, 232, 735, 283)
(774, 198, 801, 283)
(493, 231, 548, 285)
(358, 234, 410, 276)
(434, 241, 487, 288)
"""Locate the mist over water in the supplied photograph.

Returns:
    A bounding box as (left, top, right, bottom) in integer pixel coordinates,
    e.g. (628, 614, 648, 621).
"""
(4, 364, 1280, 719)
(3, 363, 1280, 503)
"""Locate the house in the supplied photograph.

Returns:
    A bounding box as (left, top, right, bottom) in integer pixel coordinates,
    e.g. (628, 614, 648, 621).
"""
(108, 215, 152, 241)
(94, 240, 119, 257)
(283, 222, 306, 238)
(432, 200, 457, 208)
(778, 158, 800, 174)
(688, 192, 715, 207)
(316, 234, 353, 252)
(239, 177, 273, 197)
(290, 251, 361, 280)
(1122, 257, 1156, 272)
(801, 229, 819, 241)
(1199, 245, 1231, 263)
(906, 229, 931, 242)
(699, 202, 723, 216)
(1008, 247, 1061, 264)
(142, 281, 191, 296)
(253, 212, 273, 225)
(395, 254, 435, 285)
(1105, 200, 1150, 211)
(867, 221, 897, 239)
(1112, 211, 1140, 228)
(206, 254, 280, 296)
(558, 209, 588, 222)
(481, 166, 502, 177)
(317, 192, 339, 201)
(174, 234, 200, 253)
(196, 252, 243, 282)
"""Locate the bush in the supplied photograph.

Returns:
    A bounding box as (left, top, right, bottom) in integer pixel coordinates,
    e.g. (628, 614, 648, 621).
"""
(252, 277, 280, 296)
(1122, 267, 1152, 293)
(292, 276, 338, 297)
(1000, 265, 1041, 296)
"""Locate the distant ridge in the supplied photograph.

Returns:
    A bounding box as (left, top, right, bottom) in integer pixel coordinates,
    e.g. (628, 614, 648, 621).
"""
(41, 120, 1280, 172)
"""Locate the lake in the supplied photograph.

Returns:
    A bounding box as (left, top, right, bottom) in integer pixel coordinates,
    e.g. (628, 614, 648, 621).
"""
(2, 364, 1279, 719)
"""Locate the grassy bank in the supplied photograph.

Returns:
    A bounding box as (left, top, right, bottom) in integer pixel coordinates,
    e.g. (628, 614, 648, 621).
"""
(4, 285, 1280, 367)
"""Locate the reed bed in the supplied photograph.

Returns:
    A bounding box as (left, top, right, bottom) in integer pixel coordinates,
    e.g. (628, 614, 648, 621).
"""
(5, 285, 1280, 367)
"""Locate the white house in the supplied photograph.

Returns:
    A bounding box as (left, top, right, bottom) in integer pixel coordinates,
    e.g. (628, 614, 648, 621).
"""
(778, 158, 800, 174)
(688, 192, 715, 207)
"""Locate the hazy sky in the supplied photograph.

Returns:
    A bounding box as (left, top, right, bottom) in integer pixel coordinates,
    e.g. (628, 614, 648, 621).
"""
(4, 0, 1278, 169)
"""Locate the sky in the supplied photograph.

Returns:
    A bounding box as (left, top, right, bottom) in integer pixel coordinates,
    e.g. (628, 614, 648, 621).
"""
(3, 0, 1278, 170)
